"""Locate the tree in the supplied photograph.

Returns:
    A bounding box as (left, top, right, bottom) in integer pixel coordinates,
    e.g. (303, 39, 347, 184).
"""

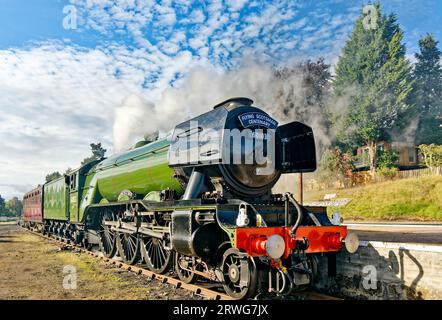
(45, 171, 62, 182)
(332, 3, 415, 176)
(418, 144, 442, 168)
(81, 142, 107, 165)
(376, 148, 399, 169)
(375, 148, 399, 179)
(319, 148, 356, 188)
(5, 197, 23, 216)
(275, 58, 331, 117)
(413, 34, 442, 145)
(0, 194, 6, 214)
(274, 58, 333, 154)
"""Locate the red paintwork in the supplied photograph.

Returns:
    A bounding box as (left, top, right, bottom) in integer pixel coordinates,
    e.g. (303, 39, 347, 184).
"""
(235, 225, 348, 258)
(22, 186, 43, 223)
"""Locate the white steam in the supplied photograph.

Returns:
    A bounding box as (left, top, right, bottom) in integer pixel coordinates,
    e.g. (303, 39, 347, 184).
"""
(113, 95, 157, 152)
(113, 62, 333, 153)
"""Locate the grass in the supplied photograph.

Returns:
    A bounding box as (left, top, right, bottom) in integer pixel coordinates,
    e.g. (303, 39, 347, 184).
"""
(304, 176, 442, 221)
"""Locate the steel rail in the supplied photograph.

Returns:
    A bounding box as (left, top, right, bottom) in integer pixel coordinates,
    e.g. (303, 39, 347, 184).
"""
(24, 228, 233, 300)
(23, 226, 339, 301)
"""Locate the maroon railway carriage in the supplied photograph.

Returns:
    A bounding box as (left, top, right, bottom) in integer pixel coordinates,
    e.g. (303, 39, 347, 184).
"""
(22, 185, 43, 230)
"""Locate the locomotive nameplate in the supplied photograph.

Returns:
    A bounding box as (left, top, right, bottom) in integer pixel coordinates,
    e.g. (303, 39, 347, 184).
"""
(238, 112, 278, 130)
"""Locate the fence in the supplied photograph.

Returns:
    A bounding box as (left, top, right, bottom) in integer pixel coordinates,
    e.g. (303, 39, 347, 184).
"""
(292, 166, 442, 192)
(372, 166, 442, 183)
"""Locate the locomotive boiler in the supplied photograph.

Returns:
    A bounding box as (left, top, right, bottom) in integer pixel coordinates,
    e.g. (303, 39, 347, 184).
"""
(22, 97, 357, 299)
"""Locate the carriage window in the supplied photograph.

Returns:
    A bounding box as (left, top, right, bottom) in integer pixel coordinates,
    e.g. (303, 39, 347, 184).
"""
(70, 174, 77, 190)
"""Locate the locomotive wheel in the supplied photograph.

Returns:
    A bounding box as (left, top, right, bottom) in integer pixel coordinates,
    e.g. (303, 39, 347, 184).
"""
(55, 222, 61, 237)
(141, 236, 172, 274)
(220, 248, 258, 299)
(58, 223, 64, 237)
(59, 223, 65, 239)
(98, 211, 117, 258)
(47, 221, 52, 235)
(116, 232, 141, 265)
(175, 253, 199, 284)
(73, 230, 82, 245)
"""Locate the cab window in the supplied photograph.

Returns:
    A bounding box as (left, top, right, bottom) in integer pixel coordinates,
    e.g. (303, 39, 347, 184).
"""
(70, 174, 77, 191)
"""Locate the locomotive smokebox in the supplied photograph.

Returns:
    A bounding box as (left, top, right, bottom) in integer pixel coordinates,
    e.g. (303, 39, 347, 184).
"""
(168, 97, 317, 198)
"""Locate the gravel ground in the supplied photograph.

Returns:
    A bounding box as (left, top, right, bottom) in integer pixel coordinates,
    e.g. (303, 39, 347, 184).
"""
(0, 223, 201, 300)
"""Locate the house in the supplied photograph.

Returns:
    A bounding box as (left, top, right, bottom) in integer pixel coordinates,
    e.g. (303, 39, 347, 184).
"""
(355, 140, 419, 169)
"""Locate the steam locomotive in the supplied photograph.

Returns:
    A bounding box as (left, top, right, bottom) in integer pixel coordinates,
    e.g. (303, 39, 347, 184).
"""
(22, 97, 356, 299)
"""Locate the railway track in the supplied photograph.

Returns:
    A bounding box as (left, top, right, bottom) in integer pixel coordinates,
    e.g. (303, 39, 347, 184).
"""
(25, 227, 233, 300)
(23, 226, 339, 301)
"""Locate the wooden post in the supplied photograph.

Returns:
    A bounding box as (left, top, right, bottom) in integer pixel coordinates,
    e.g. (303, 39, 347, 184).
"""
(298, 173, 303, 205)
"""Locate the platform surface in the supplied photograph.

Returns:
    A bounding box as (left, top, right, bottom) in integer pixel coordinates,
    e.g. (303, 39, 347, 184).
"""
(345, 222, 442, 244)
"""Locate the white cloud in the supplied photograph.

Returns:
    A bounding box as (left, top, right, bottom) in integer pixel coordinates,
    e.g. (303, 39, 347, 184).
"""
(189, 9, 205, 24)
(226, 0, 248, 12)
(0, 1, 363, 199)
(69, 0, 356, 64)
(0, 42, 162, 199)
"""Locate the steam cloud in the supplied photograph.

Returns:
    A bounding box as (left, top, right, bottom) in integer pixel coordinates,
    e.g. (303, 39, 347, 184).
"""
(113, 62, 333, 154)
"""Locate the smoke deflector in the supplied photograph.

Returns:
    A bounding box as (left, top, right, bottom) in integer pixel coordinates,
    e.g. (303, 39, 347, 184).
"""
(276, 121, 317, 173)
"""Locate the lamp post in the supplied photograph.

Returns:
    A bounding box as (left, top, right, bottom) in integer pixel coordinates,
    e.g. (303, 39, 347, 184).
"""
(298, 173, 303, 205)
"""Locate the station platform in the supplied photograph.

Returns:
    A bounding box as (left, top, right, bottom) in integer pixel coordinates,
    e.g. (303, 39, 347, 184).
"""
(345, 222, 442, 244)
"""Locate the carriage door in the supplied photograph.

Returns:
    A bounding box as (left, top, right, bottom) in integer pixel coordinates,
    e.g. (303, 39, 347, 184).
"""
(69, 173, 79, 222)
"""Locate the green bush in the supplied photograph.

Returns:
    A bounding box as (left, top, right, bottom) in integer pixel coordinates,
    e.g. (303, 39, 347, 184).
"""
(318, 148, 355, 188)
(376, 148, 399, 169)
(376, 166, 399, 179)
(418, 144, 442, 168)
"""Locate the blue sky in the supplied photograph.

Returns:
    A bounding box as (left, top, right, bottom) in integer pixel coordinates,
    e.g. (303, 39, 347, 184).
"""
(0, 0, 441, 200)
(1, 1, 441, 57)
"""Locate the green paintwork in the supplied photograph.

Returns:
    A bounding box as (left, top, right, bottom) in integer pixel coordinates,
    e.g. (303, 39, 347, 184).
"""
(93, 137, 183, 202)
(44, 177, 68, 221)
(70, 192, 78, 221)
(78, 167, 102, 222)
(144, 191, 161, 202)
(66, 160, 101, 223)
(69, 171, 79, 222)
(219, 224, 236, 247)
(117, 191, 132, 202)
(42, 138, 187, 224)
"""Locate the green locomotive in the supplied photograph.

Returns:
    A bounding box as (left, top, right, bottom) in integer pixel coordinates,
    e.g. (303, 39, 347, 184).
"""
(23, 98, 355, 299)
